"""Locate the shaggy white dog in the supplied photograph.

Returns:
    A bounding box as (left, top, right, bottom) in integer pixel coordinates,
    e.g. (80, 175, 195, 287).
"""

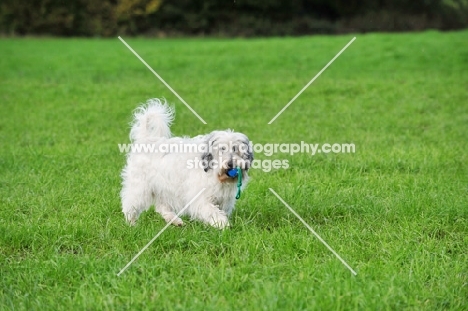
(120, 99, 253, 229)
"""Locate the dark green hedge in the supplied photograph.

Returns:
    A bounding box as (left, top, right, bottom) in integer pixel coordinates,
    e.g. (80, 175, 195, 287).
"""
(1, 0, 467, 36)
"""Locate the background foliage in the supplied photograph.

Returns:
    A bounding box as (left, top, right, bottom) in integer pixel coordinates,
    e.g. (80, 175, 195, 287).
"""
(1, 0, 467, 37)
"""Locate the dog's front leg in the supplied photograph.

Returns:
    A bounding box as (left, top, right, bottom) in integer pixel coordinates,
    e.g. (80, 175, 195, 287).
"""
(156, 204, 184, 226)
(194, 201, 230, 229)
(208, 206, 230, 229)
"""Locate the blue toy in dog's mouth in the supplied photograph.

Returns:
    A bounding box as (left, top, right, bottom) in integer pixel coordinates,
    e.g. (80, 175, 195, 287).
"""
(226, 168, 238, 178)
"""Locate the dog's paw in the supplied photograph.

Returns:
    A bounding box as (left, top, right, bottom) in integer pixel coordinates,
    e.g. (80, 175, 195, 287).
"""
(170, 217, 184, 227)
(209, 213, 230, 230)
(161, 213, 184, 227)
(124, 212, 138, 226)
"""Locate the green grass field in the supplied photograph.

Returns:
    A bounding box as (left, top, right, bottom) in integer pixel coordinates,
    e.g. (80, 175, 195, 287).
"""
(1, 30, 467, 310)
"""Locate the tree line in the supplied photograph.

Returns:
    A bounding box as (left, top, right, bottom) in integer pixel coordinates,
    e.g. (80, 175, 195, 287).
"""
(1, 0, 467, 37)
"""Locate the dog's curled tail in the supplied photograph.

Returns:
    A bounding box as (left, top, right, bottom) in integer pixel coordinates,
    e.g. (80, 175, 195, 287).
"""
(130, 98, 174, 142)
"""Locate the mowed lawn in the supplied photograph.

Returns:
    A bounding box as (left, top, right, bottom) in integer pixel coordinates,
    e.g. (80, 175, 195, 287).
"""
(1, 30, 467, 310)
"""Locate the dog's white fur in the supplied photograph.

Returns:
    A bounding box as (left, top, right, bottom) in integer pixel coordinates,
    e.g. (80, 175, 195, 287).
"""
(120, 99, 253, 229)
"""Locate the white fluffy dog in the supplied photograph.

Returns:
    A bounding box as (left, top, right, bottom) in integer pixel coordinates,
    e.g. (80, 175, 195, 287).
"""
(120, 99, 253, 229)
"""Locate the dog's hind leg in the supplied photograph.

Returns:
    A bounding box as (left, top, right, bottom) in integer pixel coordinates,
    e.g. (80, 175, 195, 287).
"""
(121, 184, 152, 226)
(122, 202, 147, 226)
(156, 204, 184, 226)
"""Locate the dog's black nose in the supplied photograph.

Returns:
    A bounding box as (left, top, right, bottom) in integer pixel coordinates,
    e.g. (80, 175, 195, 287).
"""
(227, 160, 233, 169)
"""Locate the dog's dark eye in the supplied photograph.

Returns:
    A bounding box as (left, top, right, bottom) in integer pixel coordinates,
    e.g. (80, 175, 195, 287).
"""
(220, 146, 226, 151)
(232, 146, 237, 152)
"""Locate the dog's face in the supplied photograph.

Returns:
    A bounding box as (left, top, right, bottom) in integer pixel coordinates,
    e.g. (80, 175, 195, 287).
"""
(201, 130, 253, 182)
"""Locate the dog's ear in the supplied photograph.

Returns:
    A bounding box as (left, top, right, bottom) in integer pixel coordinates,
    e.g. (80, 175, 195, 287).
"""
(246, 140, 254, 161)
(245, 152, 253, 171)
(201, 152, 213, 172)
(242, 139, 254, 171)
